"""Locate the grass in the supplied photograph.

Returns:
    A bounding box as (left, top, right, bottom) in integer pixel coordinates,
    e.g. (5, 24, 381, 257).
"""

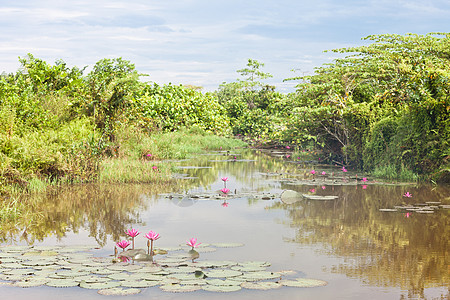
(101, 127, 246, 183)
(372, 164, 419, 182)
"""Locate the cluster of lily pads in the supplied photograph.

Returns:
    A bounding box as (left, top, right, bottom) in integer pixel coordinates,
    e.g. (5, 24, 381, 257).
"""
(0, 242, 327, 296)
(379, 201, 449, 214)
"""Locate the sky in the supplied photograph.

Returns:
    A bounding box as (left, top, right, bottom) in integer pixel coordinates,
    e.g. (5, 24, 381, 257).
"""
(1, 0, 449, 92)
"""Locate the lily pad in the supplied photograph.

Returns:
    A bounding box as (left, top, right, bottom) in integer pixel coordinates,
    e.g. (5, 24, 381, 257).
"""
(194, 261, 237, 268)
(13, 278, 48, 288)
(241, 281, 282, 290)
(46, 279, 80, 287)
(302, 194, 338, 201)
(120, 280, 160, 288)
(237, 271, 281, 281)
(204, 269, 242, 278)
(202, 284, 242, 292)
(279, 278, 328, 287)
(79, 280, 121, 289)
(98, 287, 142, 296)
(206, 279, 243, 286)
(160, 284, 201, 293)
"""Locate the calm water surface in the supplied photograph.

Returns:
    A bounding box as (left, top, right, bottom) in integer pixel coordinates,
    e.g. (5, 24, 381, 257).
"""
(1, 149, 449, 299)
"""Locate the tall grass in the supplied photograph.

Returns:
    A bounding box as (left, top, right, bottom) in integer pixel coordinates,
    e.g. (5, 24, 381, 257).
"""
(372, 164, 419, 182)
(100, 126, 247, 183)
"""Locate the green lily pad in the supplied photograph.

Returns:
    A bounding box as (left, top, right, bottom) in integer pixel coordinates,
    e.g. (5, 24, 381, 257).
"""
(13, 278, 48, 288)
(160, 284, 201, 292)
(107, 273, 132, 280)
(202, 284, 242, 292)
(279, 278, 328, 287)
(80, 280, 121, 289)
(0, 274, 32, 281)
(2, 268, 35, 275)
(236, 271, 281, 281)
(204, 269, 242, 278)
(303, 194, 338, 201)
(241, 281, 282, 290)
(194, 261, 237, 268)
(164, 266, 201, 273)
(120, 280, 160, 288)
(206, 279, 243, 286)
(167, 273, 201, 281)
(231, 265, 267, 272)
(46, 279, 80, 287)
(239, 261, 271, 268)
(98, 287, 142, 296)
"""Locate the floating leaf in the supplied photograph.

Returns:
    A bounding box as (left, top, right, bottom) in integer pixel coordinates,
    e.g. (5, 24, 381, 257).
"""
(98, 287, 141, 296)
(279, 278, 328, 287)
(79, 280, 121, 289)
(160, 284, 201, 293)
(241, 281, 282, 290)
(239, 261, 271, 268)
(206, 279, 242, 286)
(120, 280, 160, 288)
(46, 279, 80, 287)
(231, 265, 267, 272)
(236, 271, 281, 281)
(194, 261, 237, 268)
(204, 269, 242, 278)
(202, 284, 241, 292)
(302, 194, 338, 201)
(13, 278, 48, 288)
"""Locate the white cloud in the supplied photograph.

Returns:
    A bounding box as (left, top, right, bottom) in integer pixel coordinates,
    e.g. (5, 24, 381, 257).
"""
(0, 0, 449, 91)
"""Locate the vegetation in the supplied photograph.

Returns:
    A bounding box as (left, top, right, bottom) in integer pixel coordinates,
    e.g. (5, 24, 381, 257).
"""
(217, 33, 449, 183)
(0, 32, 449, 200)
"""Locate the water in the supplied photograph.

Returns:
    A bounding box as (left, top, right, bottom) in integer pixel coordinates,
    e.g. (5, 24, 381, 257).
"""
(1, 149, 448, 299)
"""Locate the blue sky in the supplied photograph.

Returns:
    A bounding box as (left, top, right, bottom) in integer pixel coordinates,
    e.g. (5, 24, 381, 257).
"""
(1, 0, 449, 92)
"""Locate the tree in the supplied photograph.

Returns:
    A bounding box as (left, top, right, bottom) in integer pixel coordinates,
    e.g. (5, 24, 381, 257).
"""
(236, 59, 273, 91)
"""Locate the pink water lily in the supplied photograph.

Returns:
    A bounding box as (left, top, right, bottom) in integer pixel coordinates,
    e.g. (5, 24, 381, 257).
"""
(362, 177, 368, 182)
(126, 228, 140, 238)
(187, 238, 201, 249)
(310, 170, 316, 175)
(126, 228, 140, 249)
(116, 240, 131, 251)
(145, 231, 160, 241)
(221, 177, 228, 182)
(309, 188, 315, 193)
(152, 166, 158, 170)
(321, 171, 326, 175)
(403, 192, 412, 198)
(321, 186, 326, 190)
(342, 167, 348, 172)
(221, 188, 230, 195)
(286, 146, 290, 149)
(145, 231, 160, 255)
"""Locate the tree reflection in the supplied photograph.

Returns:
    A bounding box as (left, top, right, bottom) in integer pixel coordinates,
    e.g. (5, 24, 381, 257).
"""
(0, 183, 178, 246)
(269, 184, 450, 298)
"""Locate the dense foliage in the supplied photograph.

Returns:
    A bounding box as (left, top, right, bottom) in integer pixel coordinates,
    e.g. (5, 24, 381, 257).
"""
(0, 32, 449, 187)
(0, 54, 232, 189)
(216, 33, 449, 182)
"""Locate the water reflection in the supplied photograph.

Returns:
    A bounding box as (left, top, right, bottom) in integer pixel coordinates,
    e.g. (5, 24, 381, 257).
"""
(269, 183, 450, 298)
(1, 149, 448, 299)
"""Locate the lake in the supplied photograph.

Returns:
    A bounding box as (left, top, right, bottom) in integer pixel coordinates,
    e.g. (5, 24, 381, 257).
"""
(0, 149, 448, 299)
